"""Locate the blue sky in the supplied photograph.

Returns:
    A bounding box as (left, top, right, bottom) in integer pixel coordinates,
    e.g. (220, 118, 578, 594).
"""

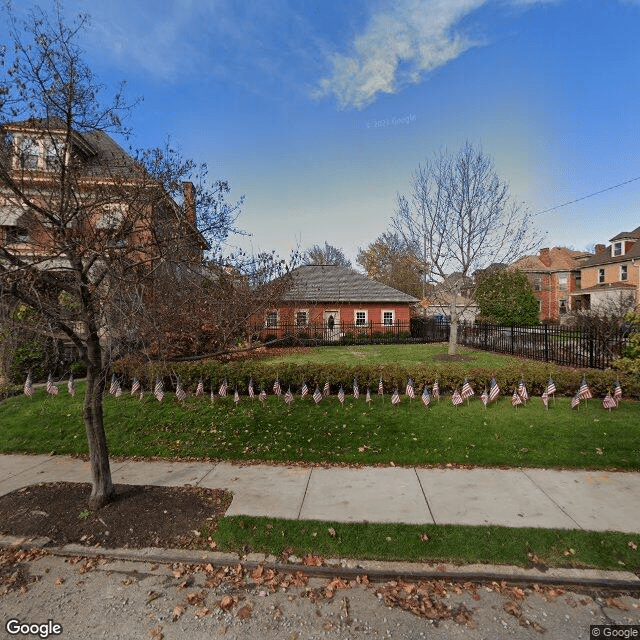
(6, 0, 640, 265)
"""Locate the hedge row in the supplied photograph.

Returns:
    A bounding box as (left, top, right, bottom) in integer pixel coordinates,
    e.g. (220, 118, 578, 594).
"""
(113, 359, 640, 399)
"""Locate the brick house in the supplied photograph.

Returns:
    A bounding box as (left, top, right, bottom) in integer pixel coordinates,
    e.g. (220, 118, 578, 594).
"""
(511, 247, 592, 322)
(573, 227, 640, 313)
(256, 264, 419, 340)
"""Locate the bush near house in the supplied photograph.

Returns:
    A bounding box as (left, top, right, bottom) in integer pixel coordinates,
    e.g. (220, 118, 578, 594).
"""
(113, 359, 639, 399)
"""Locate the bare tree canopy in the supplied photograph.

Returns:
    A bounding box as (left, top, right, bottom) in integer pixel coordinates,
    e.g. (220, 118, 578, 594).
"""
(393, 141, 541, 353)
(0, 4, 291, 507)
(303, 242, 351, 267)
(356, 232, 423, 298)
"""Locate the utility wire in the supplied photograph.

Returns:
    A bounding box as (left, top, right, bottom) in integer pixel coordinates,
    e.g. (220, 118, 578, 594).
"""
(534, 175, 640, 216)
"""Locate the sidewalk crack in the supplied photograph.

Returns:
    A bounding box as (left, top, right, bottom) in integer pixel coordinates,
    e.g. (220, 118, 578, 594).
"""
(296, 469, 313, 520)
(414, 469, 437, 525)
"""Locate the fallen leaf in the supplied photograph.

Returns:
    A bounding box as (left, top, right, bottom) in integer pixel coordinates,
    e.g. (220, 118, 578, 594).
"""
(149, 625, 163, 639)
(219, 595, 235, 611)
(54, 577, 65, 587)
(302, 555, 322, 566)
(327, 527, 336, 537)
(504, 601, 521, 617)
(419, 533, 429, 542)
(606, 597, 628, 611)
(194, 607, 211, 618)
(236, 605, 252, 620)
(172, 605, 185, 621)
(628, 541, 638, 551)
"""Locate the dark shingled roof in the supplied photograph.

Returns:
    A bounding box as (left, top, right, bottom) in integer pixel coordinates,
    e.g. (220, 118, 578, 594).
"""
(282, 265, 419, 304)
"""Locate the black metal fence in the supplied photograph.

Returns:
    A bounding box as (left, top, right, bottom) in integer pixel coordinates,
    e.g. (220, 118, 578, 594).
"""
(251, 318, 632, 369)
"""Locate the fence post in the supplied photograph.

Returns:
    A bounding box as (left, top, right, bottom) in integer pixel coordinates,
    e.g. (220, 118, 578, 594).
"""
(544, 324, 549, 362)
(510, 326, 515, 355)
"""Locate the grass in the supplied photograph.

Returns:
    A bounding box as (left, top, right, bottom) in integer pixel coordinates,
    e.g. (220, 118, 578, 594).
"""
(262, 343, 517, 368)
(208, 516, 640, 572)
(1, 381, 638, 470)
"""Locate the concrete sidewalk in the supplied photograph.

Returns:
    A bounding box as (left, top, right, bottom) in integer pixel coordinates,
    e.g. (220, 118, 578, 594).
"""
(1, 454, 639, 533)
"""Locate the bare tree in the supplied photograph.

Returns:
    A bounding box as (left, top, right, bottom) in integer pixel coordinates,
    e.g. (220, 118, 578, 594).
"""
(0, 5, 257, 507)
(303, 242, 351, 267)
(393, 141, 541, 354)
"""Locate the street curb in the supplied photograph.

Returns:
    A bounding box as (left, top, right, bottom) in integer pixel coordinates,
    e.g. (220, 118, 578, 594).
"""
(2, 535, 639, 592)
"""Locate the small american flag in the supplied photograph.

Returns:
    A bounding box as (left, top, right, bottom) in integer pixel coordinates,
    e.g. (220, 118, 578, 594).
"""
(578, 377, 592, 400)
(391, 388, 400, 405)
(406, 379, 415, 400)
(313, 385, 322, 404)
(541, 389, 549, 408)
(613, 380, 622, 403)
(23, 372, 33, 397)
(603, 391, 617, 410)
(512, 389, 522, 407)
(518, 378, 528, 402)
(195, 378, 204, 397)
(378, 376, 384, 396)
(109, 374, 118, 395)
(451, 389, 463, 406)
(571, 392, 580, 409)
(67, 373, 76, 397)
(219, 378, 228, 397)
(273, 378, 282, 396)
(46, 374, 58, 396)
(480, 388, 489, 407)
(154, 378, 164, 402)
(546, 377, 556, 396)
(284, 387, 293, 404)
(489, 378, 499, 402)
(365, 388, 372, 404)
(131, 377, 141, 395)
(301, 381, 308, 398)
(421, 387, 430, 408)
(259, 388, 267, 404)
(461, 378, 474, 400)
(248, 378, 255, 399)
(432, 379, 439, 401)
(176, 379, 186, 401)
(338, 386, 345, 405)
(323, 380, 330, 397)
(353, 378, 359, 400)
(234, 388, 240, 404)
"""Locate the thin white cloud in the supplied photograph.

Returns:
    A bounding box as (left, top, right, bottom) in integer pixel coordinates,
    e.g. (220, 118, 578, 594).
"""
(312, 0, 568, 110)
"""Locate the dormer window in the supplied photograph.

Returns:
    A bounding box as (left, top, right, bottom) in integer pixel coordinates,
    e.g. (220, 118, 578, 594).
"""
(4, 226, 29, 244)
(613, 242, 623, 257)
(18, 137, 39, 170)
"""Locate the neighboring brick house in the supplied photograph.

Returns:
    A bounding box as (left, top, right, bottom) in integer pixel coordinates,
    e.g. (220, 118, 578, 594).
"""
(511, 247, 592, 322)
(573, 227, 640, 312)
(256, 264, 419, 340)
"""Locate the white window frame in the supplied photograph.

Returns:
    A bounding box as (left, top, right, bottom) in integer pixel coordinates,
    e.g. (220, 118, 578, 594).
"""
(266, 310, 279, 328)
(598, 268, 605, 284)
(354, 310, 368, 326)
(557, 273, 568, 291)
(613, 242, 623, 257)
(295, 309, 308, 327)
(620, 265, 628, 281)
(382, 309, 395, 326)
(17, 137, 40, 170)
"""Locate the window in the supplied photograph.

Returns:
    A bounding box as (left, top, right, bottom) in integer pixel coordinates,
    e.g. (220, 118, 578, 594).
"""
(557, 273, 568, 291)
(355, 310, 367, 326)
(4, 226, 29, 244)
(266, 311, 278, 327)
(575, 273, 581, 290)
(532, 276, 542, 292)
(621, 265, 628, 281)
(559, 299, 568, 315)
(382, 310, 394, 326)
(18, 137, 39, 170)
(613, 242, 623, 257)
(295, 310, 308, 326)
(45, 141, 61, 171)
(598, 268, 605, 284)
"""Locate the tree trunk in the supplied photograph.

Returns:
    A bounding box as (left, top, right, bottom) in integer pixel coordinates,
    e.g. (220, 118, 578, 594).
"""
(448, 298, 459, 355)
(83, 334, 114, 509)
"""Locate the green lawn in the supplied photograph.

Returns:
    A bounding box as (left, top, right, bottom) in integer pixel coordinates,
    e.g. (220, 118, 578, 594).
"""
(210, 517, 640, 572)
(263, 343, 516, 368)
(1, 381, 638, 470)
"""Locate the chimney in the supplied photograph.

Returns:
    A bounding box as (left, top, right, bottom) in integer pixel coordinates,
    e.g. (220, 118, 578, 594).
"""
(182, 181, 196, 226)
(539, 247, 551, 267)
(595, 244, 606, 254)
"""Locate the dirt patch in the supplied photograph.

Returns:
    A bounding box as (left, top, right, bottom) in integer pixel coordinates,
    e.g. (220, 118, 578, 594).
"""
(433, 354, 476, 362)
(0, 482, 231, 550)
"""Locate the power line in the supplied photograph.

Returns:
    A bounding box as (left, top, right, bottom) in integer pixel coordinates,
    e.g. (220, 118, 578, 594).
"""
(534, 175, 640, 216)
